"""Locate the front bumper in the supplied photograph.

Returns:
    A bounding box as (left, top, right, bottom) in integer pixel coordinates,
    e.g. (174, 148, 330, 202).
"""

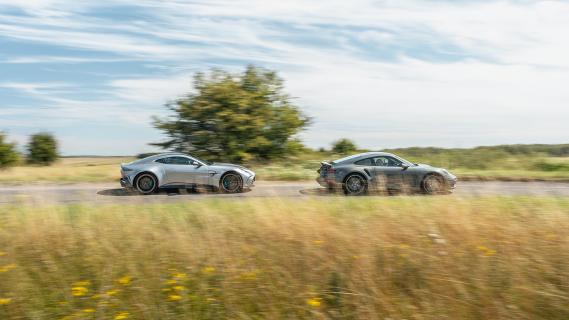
(120, 177, 133, 188)
(447, 177, 457, 189)
(244, 175, 256, 188)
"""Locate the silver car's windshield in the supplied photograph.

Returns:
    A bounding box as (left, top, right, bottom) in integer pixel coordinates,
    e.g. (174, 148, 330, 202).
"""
(191, 155, 212, 165)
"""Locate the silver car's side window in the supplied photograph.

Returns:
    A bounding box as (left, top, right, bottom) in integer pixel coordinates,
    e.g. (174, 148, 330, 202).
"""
(156, 156, 194, 165)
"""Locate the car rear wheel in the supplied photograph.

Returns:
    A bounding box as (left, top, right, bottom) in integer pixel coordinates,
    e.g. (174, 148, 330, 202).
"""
(135, 173, 158, 194)
(422, 174, 445, 195)
(220, 173, 243, 193)
(343, 174, 367, 196)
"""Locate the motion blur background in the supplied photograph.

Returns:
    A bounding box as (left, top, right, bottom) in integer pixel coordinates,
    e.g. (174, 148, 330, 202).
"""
(1, 1, 569, 319)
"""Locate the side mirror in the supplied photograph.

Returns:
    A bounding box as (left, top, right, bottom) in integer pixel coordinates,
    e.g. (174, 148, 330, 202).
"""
(401, 164, 409, 170)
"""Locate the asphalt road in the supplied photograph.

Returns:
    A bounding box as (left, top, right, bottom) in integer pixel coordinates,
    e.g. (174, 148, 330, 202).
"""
(0, 181, 568, 205)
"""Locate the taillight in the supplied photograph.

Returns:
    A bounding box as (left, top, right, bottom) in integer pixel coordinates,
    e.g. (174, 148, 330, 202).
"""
(327, 167, 336, 174)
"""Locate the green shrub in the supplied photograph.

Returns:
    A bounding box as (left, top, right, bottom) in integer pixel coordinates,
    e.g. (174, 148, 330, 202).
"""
(331, 139, 357, 155)
(27, 132, 59, 165)
(0, 133, 19, 169)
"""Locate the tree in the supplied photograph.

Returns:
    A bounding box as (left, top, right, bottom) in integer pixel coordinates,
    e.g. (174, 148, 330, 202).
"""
(27, 132, 58, 165)
(153, 65, 311, 162)
(331, 138, 358, 154)
(0, 133, 19, 169)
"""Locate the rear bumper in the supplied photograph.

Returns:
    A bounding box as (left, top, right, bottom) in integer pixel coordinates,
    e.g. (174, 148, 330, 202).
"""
(316, 177, 342, 188)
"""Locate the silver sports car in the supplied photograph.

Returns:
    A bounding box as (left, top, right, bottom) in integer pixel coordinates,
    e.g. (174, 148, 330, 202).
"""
(316, 152, 457, 195)
(120, 153, 255, 194)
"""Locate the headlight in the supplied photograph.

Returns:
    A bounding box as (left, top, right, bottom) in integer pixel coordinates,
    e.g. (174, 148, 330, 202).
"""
(442, 169, 455, 178)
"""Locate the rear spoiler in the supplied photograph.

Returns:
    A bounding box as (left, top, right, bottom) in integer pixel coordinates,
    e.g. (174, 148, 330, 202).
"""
(317, 161, 332, 174)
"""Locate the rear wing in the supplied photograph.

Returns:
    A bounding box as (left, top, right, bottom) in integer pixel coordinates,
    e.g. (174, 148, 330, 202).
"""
(317, 161, 332, 174)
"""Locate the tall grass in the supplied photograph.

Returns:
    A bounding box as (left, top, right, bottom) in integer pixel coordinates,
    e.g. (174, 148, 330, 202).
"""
(1, 197, 568, 319)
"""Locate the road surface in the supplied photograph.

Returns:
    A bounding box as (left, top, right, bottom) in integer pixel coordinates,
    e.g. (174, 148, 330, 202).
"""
(0, 181, 568, 205)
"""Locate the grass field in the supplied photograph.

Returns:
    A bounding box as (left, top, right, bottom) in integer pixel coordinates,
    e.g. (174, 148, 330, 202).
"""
(0, 150, 568, 184)
(1, 197, 569, 319)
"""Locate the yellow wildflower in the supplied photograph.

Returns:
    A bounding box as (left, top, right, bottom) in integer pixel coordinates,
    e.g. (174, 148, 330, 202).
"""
(173, 285, 186, 291)
(477, 245, 497, 257)
(168, 294, 182, 301)
(306, 298, 321, 307)
(106, 289, 120, 296)
(240, 271, 257, 281)
(399, 244, 410, 250)
(114, 311, 129, 319)
(73, 280, 90, 287)
(0, 264, 16, 273)
(82, 308, 96, 313)
(0, 251, 5, 256)
(313, 240, 324, 245)
(0, 298, 12, 305)
(172, 272, 188, 280)
(72, 286, 88, 297)
(202, 266, 215, 274)
(165, 279, 177, 285)
(117, 276, 131, 285)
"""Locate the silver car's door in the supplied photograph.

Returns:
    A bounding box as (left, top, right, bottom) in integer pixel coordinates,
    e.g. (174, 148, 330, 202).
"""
(159, 156, 205, 185)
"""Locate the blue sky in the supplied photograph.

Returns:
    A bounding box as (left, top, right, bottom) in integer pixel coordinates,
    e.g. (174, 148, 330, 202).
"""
(0, 0, 568, 155)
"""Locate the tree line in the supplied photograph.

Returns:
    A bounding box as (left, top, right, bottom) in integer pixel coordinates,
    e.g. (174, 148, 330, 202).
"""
(1, 65, 567, 169)
(0, 132, 58, 168)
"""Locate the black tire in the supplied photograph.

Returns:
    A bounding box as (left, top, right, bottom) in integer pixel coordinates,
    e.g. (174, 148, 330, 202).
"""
(135, 173, 158, 194)
(421, 174, 446, 195)
(219, 172, 243, 193)
(343, 173, 368, 196)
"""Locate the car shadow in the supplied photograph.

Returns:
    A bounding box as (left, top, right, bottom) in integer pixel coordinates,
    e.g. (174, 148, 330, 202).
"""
(97, 187, 252, 197)
(299, 188, 447, 197)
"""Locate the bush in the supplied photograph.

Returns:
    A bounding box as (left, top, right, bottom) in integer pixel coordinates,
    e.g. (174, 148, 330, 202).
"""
(0, 133, 19, 169)
(27, 133, 58, 165)
(331, 139, 358, 154)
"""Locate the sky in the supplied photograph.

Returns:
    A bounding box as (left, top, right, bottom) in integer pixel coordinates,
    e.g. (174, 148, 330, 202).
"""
(0, 0, 568, 155)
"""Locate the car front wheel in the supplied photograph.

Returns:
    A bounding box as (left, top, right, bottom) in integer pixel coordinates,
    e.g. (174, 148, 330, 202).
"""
(220, 173, 243, 193)
(422, 174, 446, 195)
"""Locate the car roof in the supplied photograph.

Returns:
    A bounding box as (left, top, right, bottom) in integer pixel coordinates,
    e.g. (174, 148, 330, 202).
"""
(333, 152, 395, 164)
(132, 152, 191, 164)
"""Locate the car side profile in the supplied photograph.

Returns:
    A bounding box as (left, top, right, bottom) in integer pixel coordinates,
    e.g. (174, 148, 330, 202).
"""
(316, 152, 457, 195)
(120, 153, 255, 194)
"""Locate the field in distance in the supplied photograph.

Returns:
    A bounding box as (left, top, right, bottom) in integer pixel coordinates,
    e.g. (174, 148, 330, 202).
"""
(0, 196, 568, 319)
(0, 144, 568, 184)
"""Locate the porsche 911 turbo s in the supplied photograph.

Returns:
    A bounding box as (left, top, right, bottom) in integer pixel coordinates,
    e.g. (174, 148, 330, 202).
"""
(316, 152, 457, 195)
(120, 153, 255, 194)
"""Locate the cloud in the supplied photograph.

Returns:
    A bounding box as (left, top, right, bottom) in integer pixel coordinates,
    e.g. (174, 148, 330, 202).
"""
(1, 0, 568, 154)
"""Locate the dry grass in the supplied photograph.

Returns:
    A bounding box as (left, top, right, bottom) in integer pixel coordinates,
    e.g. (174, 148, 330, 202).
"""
(0, 157, 131, 184)
(1, 197, 569, 319)
(1, 156, 568, 183)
